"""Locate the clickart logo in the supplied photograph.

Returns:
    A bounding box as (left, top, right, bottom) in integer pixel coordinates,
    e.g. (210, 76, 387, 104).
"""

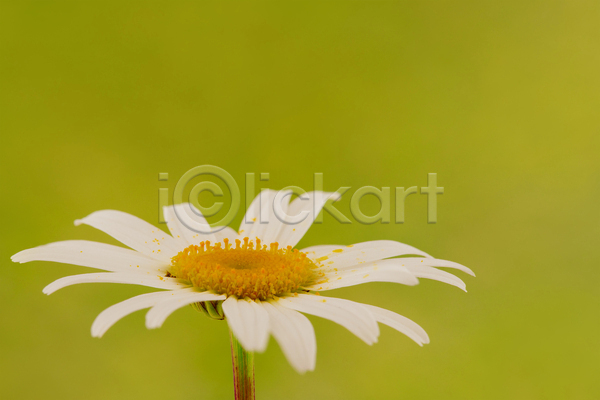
(157, 165, 444, 233)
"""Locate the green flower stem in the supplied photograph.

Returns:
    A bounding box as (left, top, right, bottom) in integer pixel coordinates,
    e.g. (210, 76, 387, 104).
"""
(229, 329, 255, 400)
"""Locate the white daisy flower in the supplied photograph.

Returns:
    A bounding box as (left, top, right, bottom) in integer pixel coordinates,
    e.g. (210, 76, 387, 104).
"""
(12, 190, 474, 375)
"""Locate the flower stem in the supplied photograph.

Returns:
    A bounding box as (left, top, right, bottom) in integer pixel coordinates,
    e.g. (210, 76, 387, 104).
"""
(229, 329, 255, 400)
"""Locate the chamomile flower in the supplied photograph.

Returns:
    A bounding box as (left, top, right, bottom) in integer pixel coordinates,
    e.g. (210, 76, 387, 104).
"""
(11, 190, 473, 373)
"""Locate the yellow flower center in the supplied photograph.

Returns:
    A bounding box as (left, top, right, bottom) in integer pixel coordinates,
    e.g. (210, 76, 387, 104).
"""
(169, 238, 319, 300)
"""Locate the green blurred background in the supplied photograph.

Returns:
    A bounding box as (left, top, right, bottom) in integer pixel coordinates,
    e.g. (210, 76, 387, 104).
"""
(1, 1, 598, 399)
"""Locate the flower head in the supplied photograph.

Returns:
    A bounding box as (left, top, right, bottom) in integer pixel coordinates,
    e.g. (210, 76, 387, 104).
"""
(12, 190, 474, 373)
(170, 238, 319, 300)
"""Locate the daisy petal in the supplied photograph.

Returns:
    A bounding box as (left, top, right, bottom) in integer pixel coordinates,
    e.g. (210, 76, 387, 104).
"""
(145, 291, 226, 329)
(11, 240, 167, 273)
(321, 256, 474, 277)
(311, 240, 432, 269)
(164, 203, 217, 246)
(43, 273, 189, 295)
(300, 245, 343, 262)
(212, 226, 242, 244)
(303, 264, 419, 291)
(277, 191, 341, 248)
(362, 304, 430, 346)
(262, 300, 316, 373)
(279, 294, 379, 345)
(75, 210, 181, 262)
(222, 297, 270, 352)
(404, 265, 467, 291)
(91, 289, 196, 337)
(238, 189, 291, 244)
(400, 258, 475, 276)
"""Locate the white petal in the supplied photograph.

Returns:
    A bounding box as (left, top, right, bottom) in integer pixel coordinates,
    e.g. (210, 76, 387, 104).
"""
(299, 245, 343, 262)
(304, 264, 419, 291)
(397, 257, 475, 276)
(75, 210, 181, 262)
(165, 203, 242, 246)
(323, 257, 474, 276)
(277, 191, 341, 248)
(212, 226, 241, 244)
(311, 240, 432, 269)
(321, 255, 473, 275)
(91, 289, 195, 337)
(311, 258, 468, 291)
(43, 273, 189, 295)
(278, 294, 379, 345)
(163, 203, 217, 246)
(362, 304, 430, 346)
(145, 291, 226, 329)
(238, 189, 291, 244)
(261, 300, 316, 373)
(404, 265, 467, 291)
(222, 297, 270, 352)
(12, 240, 167, 273)
(300, 244, 344, 258)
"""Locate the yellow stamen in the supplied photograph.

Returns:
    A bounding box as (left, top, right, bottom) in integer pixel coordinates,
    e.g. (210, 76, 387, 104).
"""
(169, 238, 319, 300)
